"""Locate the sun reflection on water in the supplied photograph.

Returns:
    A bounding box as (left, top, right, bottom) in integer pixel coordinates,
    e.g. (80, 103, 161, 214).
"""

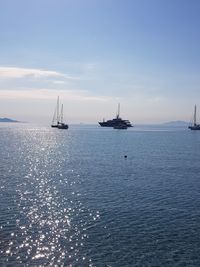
(0, 128, 99, 266)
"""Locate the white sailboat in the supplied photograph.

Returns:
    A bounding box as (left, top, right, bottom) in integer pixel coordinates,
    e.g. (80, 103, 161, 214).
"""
(57, 103, 69, 129)
(51, 96, 69, 129)
(51, 96, 60, 128)
(188, 105, 200, 130)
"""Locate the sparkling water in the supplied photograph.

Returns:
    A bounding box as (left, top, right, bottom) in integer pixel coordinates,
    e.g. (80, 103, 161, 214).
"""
(1, 124, 200, 266)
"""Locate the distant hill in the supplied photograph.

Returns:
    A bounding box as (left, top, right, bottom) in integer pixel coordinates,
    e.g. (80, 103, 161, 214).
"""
(0, 117, 20, 123)
(162, 121, 189, 126)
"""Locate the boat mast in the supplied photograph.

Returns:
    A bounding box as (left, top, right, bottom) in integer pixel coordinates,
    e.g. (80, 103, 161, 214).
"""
(60, 104, 63, 124)
(57, 96, 60, 124)
(116, 103, 120, 118)
(194, 104, 197, 126)
(52, 107, 57, 125)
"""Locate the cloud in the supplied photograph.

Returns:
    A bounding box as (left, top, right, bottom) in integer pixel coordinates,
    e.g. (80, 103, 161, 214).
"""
(52, 80, 66, 84)
(0, 88, 108, 102)
(0, 67, 80, 83)
(0, 67, 66, 79)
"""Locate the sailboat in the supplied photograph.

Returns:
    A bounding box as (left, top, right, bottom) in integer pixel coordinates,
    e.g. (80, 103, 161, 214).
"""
(57, 103, 69, 129)
(51, 96, 60, 128)
(188, 105, 200, 130)
(51, 96, 69, 129)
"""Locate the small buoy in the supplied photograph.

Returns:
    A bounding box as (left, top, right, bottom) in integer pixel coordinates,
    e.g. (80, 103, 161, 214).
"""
(124, 155, 127, 158)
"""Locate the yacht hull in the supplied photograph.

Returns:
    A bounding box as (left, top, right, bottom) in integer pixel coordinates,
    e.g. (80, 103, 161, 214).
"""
(188, 125, 200, 130)
(58, 124, 69, 129)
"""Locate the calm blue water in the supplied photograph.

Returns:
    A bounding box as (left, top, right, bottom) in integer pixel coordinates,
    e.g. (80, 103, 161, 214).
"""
(1, 124, 200, 266)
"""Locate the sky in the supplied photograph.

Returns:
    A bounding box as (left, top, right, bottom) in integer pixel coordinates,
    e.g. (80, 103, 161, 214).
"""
(1, 0, 200, 124)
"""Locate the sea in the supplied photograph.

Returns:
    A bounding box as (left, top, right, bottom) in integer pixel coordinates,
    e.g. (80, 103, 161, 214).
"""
(1, 123, 200, 266)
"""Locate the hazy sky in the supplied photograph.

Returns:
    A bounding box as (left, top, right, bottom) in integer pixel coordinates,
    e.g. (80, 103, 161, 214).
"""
(1, 0, 200, 124)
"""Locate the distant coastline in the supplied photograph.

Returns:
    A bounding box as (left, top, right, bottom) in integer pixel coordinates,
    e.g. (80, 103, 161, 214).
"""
(0, 118, 20, 123)
(162, 121, 189, 126)
(0, 119, 189, 126)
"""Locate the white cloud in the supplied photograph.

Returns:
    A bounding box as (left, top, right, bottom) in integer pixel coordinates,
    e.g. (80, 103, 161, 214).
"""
(0, 67, 79, 81)
(53, 80, 66, 84)
(0, 88, 108, 102)
(0, 67, 66, 79)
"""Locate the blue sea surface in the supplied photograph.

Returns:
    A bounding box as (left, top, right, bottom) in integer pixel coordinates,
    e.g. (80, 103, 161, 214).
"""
(1, 124, 200, 266)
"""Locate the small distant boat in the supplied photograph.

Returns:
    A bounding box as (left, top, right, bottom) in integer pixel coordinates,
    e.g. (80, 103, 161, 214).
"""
(51, 96, 69, 130)
(51, 97, 59, 128)
(99, 103, 133, 128)
(188, 105, 200, 130)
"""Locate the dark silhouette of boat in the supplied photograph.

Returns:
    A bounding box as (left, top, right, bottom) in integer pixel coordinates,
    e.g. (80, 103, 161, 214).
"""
(99, 104, 133, 128)
(57, 122, 68, 129)
(113, 124, 128, 129)
(188, 105, 200, 130)
(51, 96, 69, 129)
